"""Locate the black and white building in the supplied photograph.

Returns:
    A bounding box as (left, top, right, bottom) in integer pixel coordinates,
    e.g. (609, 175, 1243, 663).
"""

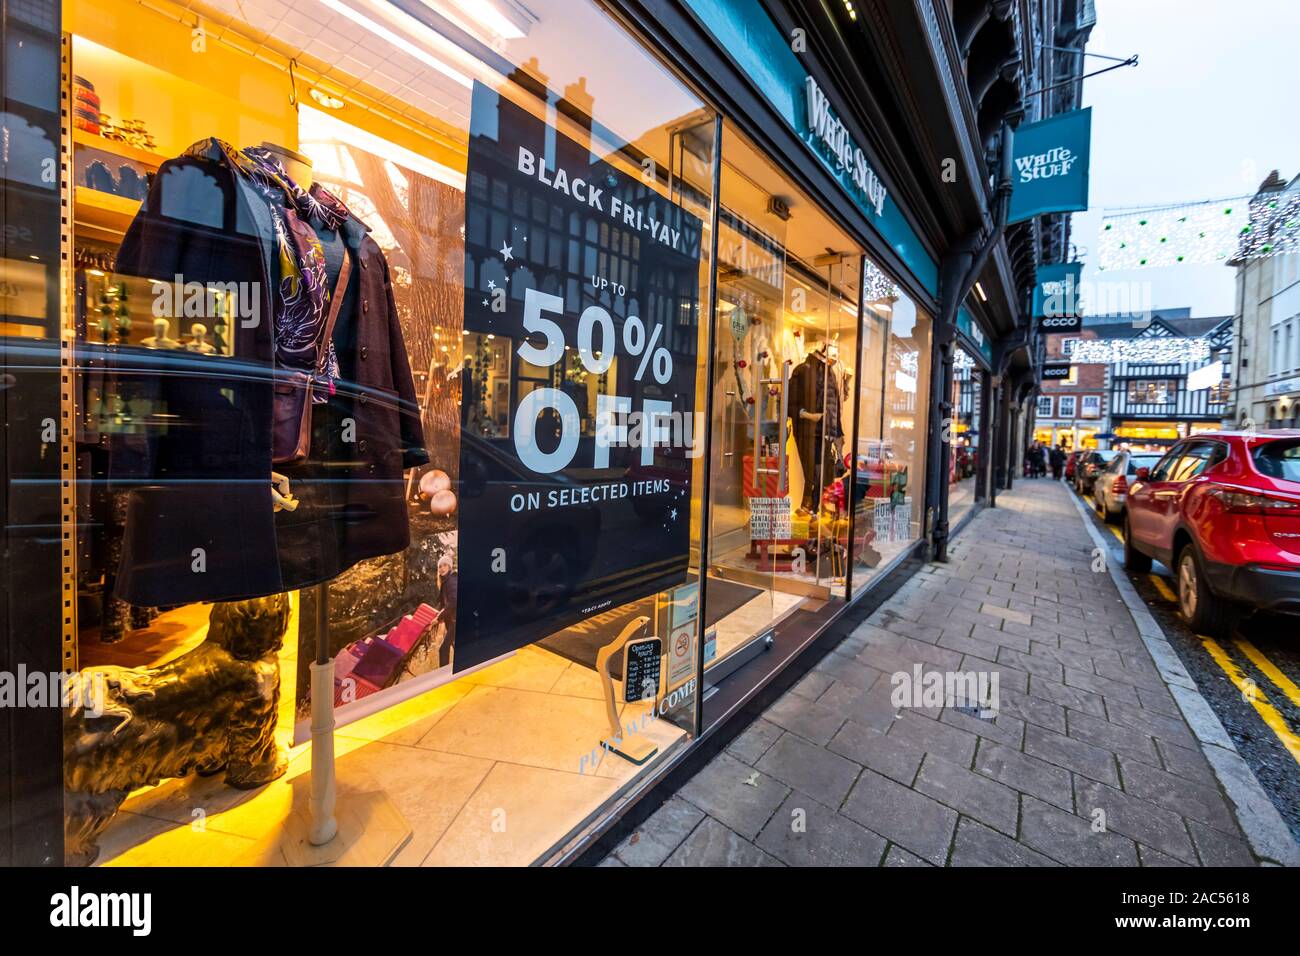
(1082, 310, 1232, 448)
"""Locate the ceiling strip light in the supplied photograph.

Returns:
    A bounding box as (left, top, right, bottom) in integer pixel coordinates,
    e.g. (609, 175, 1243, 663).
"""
(316, 0, 474, 88)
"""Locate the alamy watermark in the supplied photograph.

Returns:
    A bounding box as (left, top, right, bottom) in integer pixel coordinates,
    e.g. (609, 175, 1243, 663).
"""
(890, 664, 999, 718)
(0, 667, 108, 717)
(151, 275, 261, 328)
(50, 886, 151, 936)
(1040, 274, 1153, 320)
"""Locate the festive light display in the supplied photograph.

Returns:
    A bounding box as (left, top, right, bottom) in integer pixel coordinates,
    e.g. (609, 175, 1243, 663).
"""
(1071, 337, 1211, 365)
(1238, 185, 1300, 261)
(864, 258, 899, 302)
(1097, 198, 1249, 270)
(1097, 184, 1300, 271)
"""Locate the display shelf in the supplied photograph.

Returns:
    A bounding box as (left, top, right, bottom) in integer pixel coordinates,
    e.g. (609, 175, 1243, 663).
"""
(73, 127, 167, 170)
(74, 186, 140, 243)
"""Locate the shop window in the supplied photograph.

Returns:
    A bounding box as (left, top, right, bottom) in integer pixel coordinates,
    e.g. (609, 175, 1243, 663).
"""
(57, 0, 718, 867)
(948, 345, 980, 524)
(1127, 379, 1175, 404)
(701, 119, 869, 714)
(846, 256, 929, 589)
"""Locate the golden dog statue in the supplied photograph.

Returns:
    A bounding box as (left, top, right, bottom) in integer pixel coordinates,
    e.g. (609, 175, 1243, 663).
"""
(63, 593, 290, 865)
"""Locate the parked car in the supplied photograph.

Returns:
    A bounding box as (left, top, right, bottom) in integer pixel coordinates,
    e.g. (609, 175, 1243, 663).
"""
(1123, 431, 1300, 636)
(1092, 451, 1164, 523)
(1074, 449, 1120, 494)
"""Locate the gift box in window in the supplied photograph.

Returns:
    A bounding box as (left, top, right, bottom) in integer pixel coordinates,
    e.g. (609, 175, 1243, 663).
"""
(873, 499, 893, 542)
(892, 497, 913, 540)
(749, 496, 792, 540)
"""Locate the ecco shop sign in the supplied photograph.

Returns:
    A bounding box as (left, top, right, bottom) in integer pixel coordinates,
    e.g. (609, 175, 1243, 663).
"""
(1033, 262, 1084, 333)
(805, 77, 887, 216)
(1041, 364, 1073, 381)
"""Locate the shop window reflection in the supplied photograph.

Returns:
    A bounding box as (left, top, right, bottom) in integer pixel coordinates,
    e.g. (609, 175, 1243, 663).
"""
(949, 346, 981, 526)
(850, 259, 931, 588)
(57, 0, 715, 867)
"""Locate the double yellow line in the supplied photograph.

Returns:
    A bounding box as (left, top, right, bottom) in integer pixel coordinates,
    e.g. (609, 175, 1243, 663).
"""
(1199, 636, 1300, 765)
(1099, 520, 1300, 764)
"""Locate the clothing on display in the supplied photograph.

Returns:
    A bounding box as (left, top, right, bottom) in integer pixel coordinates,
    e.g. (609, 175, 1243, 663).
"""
(108, 138, 428, 608)
(788, 347, 844, 509)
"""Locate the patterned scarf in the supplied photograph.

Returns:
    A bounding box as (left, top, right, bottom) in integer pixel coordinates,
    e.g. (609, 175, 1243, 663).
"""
(185, 139, 354, 399)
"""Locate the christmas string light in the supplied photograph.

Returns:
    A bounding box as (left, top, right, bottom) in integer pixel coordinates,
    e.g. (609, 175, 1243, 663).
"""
(1237, 183, 1300, 261)
(1097, 184, 1300, 270)
(863, 258, 899, 302)
(1097, 197, 1249, 270)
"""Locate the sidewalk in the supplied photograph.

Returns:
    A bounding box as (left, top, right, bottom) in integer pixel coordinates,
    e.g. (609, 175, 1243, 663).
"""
(602, 479, 1265, 867)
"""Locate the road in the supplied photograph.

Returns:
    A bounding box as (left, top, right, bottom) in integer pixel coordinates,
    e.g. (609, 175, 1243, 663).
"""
(1070, 482, 1300, 842)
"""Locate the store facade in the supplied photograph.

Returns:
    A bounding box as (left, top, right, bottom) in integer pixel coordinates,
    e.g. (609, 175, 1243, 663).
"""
(1, 0, 1047, 866)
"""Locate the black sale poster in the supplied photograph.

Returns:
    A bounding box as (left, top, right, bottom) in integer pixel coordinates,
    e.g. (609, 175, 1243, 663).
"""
(453, 81, 703, 672)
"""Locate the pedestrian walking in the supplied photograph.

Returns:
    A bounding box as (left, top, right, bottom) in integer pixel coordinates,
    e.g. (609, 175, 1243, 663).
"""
(1028, 442, 1047, 478)
(1049, 444, 1066, 480)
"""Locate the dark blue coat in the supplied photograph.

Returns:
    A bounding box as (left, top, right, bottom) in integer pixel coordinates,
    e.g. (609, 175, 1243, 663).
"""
(109, 149, 427, 607)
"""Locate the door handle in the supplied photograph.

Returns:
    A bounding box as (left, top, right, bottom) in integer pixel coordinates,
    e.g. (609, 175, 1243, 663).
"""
(756, 360, 791, 493)
(778, 361, 790, 492)
(722, 389, 736, 459)
(751, 340, 764, 480)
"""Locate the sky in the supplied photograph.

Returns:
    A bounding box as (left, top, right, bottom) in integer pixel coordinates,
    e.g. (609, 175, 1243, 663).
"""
(1072, 0, 1300, 318)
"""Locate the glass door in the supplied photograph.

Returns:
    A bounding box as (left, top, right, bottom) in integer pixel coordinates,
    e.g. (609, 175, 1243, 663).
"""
(700, 121, 864, 685)
(785, 252, 859, 599)
(703, 209, 784, 677)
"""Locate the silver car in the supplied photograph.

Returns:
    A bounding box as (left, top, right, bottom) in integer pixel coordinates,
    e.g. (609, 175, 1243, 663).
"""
(1092, 452, 1164, 523)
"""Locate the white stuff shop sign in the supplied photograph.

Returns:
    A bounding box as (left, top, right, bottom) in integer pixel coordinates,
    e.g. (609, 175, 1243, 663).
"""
(803, 76, 887, 217)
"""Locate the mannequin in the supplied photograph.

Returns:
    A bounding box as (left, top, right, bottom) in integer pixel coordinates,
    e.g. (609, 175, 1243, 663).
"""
(111, 134, 428, 607)
(185, 322, 216, 354)
(789, 345, 843, 511)
(259, 141, 314, 188)
(141, 317, 181, 349)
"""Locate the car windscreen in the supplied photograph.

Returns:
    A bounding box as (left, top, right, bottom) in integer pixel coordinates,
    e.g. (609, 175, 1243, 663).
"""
(1253, 439, 1300, 484)
(1127, 455, 1161, 475)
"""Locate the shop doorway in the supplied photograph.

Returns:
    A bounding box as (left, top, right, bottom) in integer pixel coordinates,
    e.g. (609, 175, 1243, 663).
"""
(949, 347, 982, 524)
(701, 122, 860, 683)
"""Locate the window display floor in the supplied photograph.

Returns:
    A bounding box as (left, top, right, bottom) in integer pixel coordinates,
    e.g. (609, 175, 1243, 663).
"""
(949, 476, 977, 527)
(706, 586, 807, 673)
(89, 598, 687, 867)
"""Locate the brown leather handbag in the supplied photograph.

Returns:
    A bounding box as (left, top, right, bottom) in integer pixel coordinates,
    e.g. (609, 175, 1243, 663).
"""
(272, 253, 352, 465)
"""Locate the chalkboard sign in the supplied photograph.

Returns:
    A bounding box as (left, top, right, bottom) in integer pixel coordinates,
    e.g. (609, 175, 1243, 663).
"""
(624, 637, 663, 703)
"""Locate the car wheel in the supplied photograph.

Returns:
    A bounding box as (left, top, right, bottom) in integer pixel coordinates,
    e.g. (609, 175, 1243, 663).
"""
(1176, 544, 1237, 639)
(1123, 515, 1152, 572)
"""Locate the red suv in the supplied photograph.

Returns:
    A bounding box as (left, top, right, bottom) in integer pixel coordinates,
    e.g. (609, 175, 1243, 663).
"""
(1123, 431, 1300, 636)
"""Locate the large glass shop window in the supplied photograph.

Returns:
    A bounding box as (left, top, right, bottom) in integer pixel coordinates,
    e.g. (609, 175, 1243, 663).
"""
(850, 257, 931, 584)
(949, 345, 981, 525)
(60, 0, 715, 866)
(703, 121, 861, 684)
